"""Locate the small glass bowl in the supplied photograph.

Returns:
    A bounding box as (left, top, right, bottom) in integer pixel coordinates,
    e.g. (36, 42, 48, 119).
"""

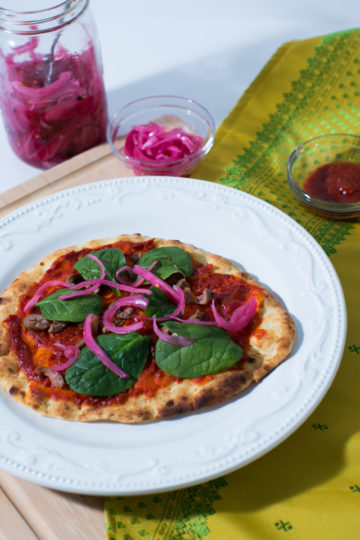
(106, 95, 215, 176)
(287, 134, 360, 219)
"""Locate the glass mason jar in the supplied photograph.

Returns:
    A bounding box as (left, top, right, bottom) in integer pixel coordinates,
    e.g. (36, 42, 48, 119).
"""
(0, 0, 108, 169)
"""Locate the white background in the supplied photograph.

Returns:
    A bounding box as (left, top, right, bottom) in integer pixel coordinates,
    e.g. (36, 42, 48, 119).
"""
(0, 0, 359, 192)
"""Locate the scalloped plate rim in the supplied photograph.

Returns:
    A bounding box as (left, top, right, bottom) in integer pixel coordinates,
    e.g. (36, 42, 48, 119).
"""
(0, 176, 347, 495)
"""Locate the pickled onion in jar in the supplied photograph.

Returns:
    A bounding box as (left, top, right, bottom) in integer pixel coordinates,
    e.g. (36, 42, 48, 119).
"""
(0, 37, 108, 169)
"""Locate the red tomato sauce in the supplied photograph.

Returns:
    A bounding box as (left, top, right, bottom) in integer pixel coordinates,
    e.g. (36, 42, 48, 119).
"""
(304, 162, 360, 203)
(4, 240, 263, 407)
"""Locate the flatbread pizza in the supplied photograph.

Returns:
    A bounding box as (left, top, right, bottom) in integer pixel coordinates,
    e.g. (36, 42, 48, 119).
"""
(0, 234, 295, 423)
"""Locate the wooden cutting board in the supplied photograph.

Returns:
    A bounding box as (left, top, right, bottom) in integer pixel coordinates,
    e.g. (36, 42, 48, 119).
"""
(0, 114, 187, 219)
(0, 141, 134, 220)
(0, 143, 137, 540)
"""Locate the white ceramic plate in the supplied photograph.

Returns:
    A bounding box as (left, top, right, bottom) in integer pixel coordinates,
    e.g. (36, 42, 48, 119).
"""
(0, 177, 346, 495)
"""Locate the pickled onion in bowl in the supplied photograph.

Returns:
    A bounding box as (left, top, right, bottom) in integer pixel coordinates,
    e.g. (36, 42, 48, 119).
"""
(124, 122, 203, 162)
(107, 96, 215, 176)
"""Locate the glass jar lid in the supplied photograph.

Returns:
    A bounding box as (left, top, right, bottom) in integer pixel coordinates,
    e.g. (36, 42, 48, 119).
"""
(0, 0, 88, 34)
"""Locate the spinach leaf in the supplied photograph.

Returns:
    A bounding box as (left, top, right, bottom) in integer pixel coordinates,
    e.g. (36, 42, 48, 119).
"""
(65, 333, 150, 396)
(145, 287, 176, 318)
(36, 289, 103, 322)
(137, 246, 193, 280)
(75, 248, 126, 283)
(155, 321, 242, 378)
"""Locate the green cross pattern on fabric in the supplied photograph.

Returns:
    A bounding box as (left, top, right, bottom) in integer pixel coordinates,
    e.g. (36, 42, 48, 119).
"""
(220, 30, 360, 255)
(105, 477, 227, 539)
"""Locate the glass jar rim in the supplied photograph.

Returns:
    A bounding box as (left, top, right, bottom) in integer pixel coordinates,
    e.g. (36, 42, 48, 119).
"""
(0, 0, 89, 34)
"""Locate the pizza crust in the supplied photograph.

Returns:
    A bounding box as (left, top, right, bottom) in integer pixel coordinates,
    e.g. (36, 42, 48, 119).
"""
(0, 234, 296, 423)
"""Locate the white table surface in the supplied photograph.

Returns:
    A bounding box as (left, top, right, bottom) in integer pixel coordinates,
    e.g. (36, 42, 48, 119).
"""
(0, 0, 359, 194)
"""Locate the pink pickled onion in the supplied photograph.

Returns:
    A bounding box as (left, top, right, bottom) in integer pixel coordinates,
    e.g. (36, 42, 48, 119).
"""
(58, 254, 152, 299)
(132, 265, 186, 321)
(89, 252, 106, 274)
(52, 344, 80, 372)
(24, 264, 151, 314)
(164, 285, 185, 318)
(102, 295, 148, 334)
(83, 314, 129, 378)
(223, 300, 244, 317)
(210, 296, 257, 332)
(132, 264, 179, 303)
(1, 42, 108, 169)
(24, 279, 71, 313)
(152, 317, 196, 346)
(115, 260, 158, 287)
(58, 253, 105, 300)
(24, 277, 150, 312)
(13, 71, 72, 99)
(115, 265, 137, 285)
(99, 279, 151, 295)
(124, 122, 203, 163)
(171, 316, 217, 326)
(138, 285, 186, 323)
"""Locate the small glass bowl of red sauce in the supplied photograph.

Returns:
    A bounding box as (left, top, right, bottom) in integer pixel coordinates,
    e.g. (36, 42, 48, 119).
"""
(107, 95, 215, 177)
(287, 134, 360, 219)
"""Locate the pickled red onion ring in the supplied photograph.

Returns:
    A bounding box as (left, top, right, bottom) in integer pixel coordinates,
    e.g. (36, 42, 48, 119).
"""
(115, 265, 137, 285)
(24, 276, 150, 312)
(223, 300, 244, 317)
(83, 314, 129, 378)
(132, 264, 179, 303)
(231, 297, 258, 323)
(156, 285, 185, 320)
(13, 71, 72, 98)
(210, 296, 257, 332)
(124, 122, 203, 163)
(59, 253, 105, 300)
(88, 252, 106, 276)
(171, 285, 185, 316)
(170, 316, 217, 326)
(152, 317, 196, 346)
(24, 258, 151, 312)
(115, 260, 158, 287)
(102, 295, 148, 334)
(52, 344, 80, 372)
(25, 252, 106, 308)
(24, 279, 70, 313)
(138, 285, 186, 323)
(99, 279, 151, 295)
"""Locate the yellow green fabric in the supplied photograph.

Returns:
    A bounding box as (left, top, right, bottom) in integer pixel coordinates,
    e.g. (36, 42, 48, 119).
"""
(105, 28, 360, 539)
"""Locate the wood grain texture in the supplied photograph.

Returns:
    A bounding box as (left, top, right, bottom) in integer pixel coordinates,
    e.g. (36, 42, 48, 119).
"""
(0, 485, 38, 540)
(0, 142, 133, 220)
(0, 469, 105, 539)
